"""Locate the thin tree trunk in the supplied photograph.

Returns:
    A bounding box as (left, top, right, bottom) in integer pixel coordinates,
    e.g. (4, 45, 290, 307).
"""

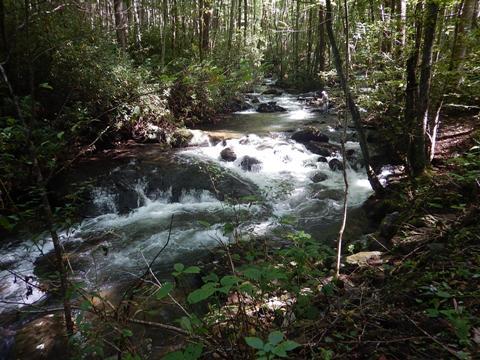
(410, 0, 438, 176)
(325, 0, 384, 194)
(114, 0, 127, 49)
(1, 63, 74, 339)
(405, 1, 423, 174)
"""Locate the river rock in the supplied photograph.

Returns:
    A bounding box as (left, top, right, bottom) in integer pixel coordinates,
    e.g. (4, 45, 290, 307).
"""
(225, 96, 252, 112)
(220, 147, 237, 162)
(291, 128, 329, 144)
(311, 188, 344, 201)
(379, 211, 401, 240)
(311, 172, 328, 183)
(240, 156, 262, 171)
(328, 158, 344, 171)
(262, 88, 283, 95)
(346, 251, 383, 266)
(170, 128, 194, 148)
(257, 102, 287, 113)
(346, 149, 364, 171)
(317, 156, 328, 163)
(305, 141, 340, 156)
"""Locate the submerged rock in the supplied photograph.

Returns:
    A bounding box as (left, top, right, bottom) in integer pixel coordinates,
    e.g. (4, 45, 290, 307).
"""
(328, 158, 344, 171)
(262, 88, 283, 95)
(220, 147, 237, 162)
(311, 172, 328, 183)
(257, 101, 287, 113)
(240, 156, 262, 171)
(317, 156, 328, 163)
(291, 128, 329, 144)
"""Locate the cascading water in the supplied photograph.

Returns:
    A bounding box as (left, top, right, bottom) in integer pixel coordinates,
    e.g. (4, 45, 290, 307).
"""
(0, 89, 376, 321)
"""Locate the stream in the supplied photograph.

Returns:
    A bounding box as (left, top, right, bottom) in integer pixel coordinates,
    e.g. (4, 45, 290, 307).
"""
(0, 84, 379, 358)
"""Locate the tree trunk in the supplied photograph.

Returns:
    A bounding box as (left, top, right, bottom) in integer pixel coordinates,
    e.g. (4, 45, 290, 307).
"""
(318, 5, 326, 72)
(405, 1, 423, 174)
(410, 0, 438, 176)
(325, 0, 384, 194)
(451, 0, 476, 69)
(227, 0, 236, 54)
(114, 0, 127, 49)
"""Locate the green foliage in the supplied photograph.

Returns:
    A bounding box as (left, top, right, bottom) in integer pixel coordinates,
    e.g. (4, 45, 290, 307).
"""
(245, 331, 300, 359)
(162, 344, 203, 360)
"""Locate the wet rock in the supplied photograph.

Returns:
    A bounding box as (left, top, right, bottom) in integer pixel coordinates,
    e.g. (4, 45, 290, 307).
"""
(317, 156, 328, 163)
(311, 172, 328, 183)
(379, 211, 401, 240)
(346, 149, 364, 170)
(225, 96, 252, 112)
(305, 141, 340, 157)
(257, 101, 287, 113)
(328, 158, 344, 171)
(262, 88, 283, 95)
(220, 147, 237, 162)
(142, 124, 166, 143)
(240, 156, 262, 172)
(291, 128, 329, 144)
(246, 94, 260, 103)
(311, 188, 344, 201)
(13, 314, 69, 360)
(170, 128, 194, 148)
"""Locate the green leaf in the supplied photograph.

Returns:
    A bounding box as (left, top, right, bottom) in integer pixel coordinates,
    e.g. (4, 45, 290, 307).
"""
(187, 283, 217, 304)
(243, 267, 262, 281)
(184, 266, 201, 274)
(174, 263, 185, 272)
(57, 131, 65, 140)
(179, 316, 193, 332)
(162, 351, 184, 360)
(278, 340, 300, 352)
(156, 282, 173, 300)
(223, 222, 235, 235)
(268, 331, 284, 346)
(0, 216, 14, 231)
(122, 329, 133, 337)
(220, 275, 239, 287)
(245, 337, 264, 350)
(272, 346, 288, 358)
(184, 344, 203, 359)
(202, 273, 219, 283)
(197, 220, 211, 228)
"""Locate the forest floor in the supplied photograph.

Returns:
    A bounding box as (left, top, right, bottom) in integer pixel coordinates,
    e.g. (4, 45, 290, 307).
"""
(288, 111, 480, 359)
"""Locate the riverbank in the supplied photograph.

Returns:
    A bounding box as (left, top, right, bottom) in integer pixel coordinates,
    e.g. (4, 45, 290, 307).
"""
(1, 80, 478, 359)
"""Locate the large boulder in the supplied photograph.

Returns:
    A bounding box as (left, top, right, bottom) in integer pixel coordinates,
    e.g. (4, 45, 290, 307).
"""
(220, 147, 237, 162)
(305, 141, 340, 157)
(328, 158, 344, 171)
(291, 128, 329, 144)
(240, 156, 262, 171)
(257, 101, 287, 113)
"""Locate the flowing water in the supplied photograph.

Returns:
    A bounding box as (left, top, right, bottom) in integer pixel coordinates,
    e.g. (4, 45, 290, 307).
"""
(0, 87, 378, 357)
